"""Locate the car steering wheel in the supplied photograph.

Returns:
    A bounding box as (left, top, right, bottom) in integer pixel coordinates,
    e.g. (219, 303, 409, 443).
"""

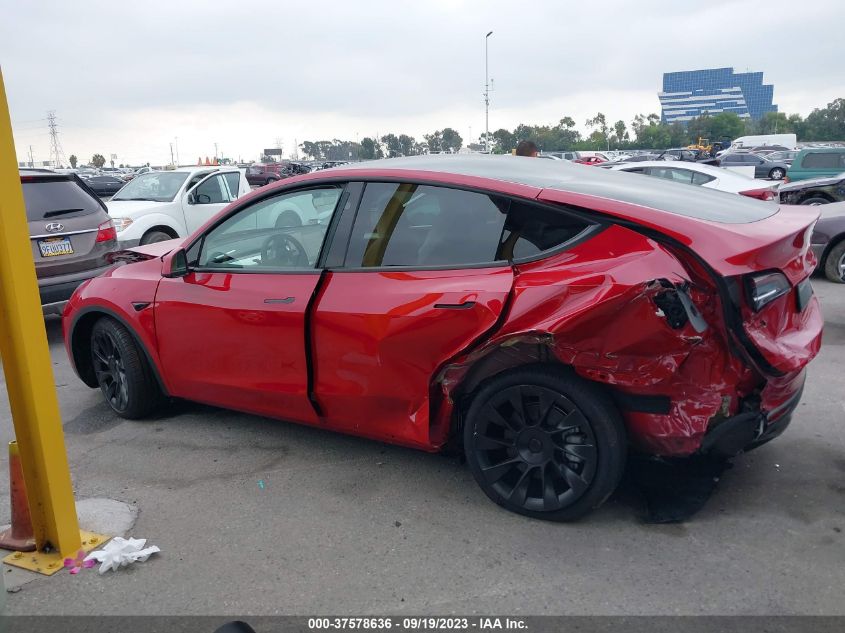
(260, 233, 309, 268)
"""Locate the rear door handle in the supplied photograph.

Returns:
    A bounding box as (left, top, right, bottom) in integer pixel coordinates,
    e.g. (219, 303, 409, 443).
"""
(434, 301, 476, 310)
(264, 297, 295, 304)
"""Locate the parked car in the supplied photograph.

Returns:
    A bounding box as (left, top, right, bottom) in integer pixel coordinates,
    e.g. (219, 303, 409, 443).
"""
(246, 163, 288, 187)
(761, 150, 799, 165)
(621, 153, 663, 162)
(809, 201, 845, 282)
(106, 166, 251, 246)
(605, 161, 778, 200)
(63, 155, 821, 521)
(778, 172, 845, 205)
(656, 148, 700, 162)
(19, 169, 117, 315)
(572, 156, 606, 165)
(786, 148, 845, 182)
(84, 175, 127, 197)
(719, 153, 789, 179)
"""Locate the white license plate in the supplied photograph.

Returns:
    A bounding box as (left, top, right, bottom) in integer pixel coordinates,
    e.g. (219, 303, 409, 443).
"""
(38, 237, 74, 257)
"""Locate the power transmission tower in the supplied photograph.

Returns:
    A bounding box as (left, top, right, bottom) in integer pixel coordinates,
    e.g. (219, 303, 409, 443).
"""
(46, 110, 66, 168)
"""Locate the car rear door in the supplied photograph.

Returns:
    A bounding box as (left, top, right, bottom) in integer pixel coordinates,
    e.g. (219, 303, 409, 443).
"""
(310, 181, 514, 449)
(181, 172, 236, 234)
(154, 184, 348, 423)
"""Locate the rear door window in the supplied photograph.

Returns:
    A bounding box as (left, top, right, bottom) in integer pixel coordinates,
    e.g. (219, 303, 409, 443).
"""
(802, 152, 844, 169)
(344, 183, 508, 268)
(500, 201, 593, 262)
(21, 178, 99, 221)
(691, 171, 716, 185)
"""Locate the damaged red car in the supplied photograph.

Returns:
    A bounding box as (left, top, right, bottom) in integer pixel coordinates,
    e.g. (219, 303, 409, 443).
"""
(63, 155, 823, 521)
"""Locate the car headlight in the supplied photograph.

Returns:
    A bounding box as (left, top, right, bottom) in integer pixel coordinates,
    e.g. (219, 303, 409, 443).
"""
(112, 217, 133, 233)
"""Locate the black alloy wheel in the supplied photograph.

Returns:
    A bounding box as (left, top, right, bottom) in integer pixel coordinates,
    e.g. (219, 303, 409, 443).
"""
(90, 317, 164, 418)
(464, 366, 626, 521)
(92, 327, 129, 411)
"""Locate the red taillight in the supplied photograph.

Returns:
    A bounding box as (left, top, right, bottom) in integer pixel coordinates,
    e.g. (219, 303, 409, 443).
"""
(96, 219, 117, 243)
(739, 188, 776, 201)
(783, 176, 790, 184)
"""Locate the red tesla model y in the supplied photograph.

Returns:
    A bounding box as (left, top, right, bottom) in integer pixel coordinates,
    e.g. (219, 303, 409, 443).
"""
(63, 155, 822, 520)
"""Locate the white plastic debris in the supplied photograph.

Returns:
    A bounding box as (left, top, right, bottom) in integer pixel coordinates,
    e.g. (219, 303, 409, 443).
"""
(84, 537, 160, 574)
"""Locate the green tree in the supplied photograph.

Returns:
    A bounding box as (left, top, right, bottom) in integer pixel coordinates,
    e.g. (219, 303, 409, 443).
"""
(380, 134, 402, 158)
(359, 137, 379, 160)
(708, 112, 746, 141)
(440, 128, 463, 153)
(612, 120, 627, 147)
(91, 153, 105, 168)
(68, 154, 77, 168)
(397, 134, 418, 155)
(424, 130, 443, 153)
(801, 98, 845, 141)
(586, 113, 610, 150)
(490, 129, 515, 153)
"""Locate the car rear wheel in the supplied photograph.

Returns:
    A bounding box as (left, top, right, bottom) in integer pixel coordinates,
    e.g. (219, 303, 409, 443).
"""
(140, 229, 174, 245)
(801, 197, 831, 205)
(769, 168, 785, 180)
(824, 240, 845, 283)
(264, 177, 279, 186)
(91, 317, 164, 419)
(463, 366, 626, 521)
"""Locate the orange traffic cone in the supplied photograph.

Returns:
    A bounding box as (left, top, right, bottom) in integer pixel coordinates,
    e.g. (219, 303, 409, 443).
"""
(204, 156, 211, 165)
(0, 441, 35, 552)
(197, 157, 203, 165)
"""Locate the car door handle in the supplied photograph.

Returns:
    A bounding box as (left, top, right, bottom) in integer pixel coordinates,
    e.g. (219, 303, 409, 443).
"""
(264, 297, 295, 304)
(434, 301, 476, 310)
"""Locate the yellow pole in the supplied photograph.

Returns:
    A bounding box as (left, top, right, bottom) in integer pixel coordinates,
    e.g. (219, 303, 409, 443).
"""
(0, 66, 81, 556)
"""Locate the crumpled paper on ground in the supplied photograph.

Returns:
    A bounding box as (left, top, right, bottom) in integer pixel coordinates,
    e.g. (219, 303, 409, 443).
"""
(84, 537, 160, 574)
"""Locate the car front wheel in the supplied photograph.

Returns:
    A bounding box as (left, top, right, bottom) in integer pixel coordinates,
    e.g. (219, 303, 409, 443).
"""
(91, 317, 164, 418)
(140, 230, 174, 245)
(463, 366, 626, 521)
(769, 168, 785, 180)
(824, 240, 845, 283)
(801, 197, 831, 205)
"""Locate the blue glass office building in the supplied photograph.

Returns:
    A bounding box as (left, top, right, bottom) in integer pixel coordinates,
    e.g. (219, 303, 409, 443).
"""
(658, 67, 776, 123)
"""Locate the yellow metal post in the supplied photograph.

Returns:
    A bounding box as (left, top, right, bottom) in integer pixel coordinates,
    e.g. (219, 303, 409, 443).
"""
(0, 67, 83, 564)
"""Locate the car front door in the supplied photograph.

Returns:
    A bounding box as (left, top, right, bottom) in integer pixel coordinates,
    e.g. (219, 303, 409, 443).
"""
(154, 184, 348, 424)
(310, 181, 515, 449)
(181, 172, 236, 235)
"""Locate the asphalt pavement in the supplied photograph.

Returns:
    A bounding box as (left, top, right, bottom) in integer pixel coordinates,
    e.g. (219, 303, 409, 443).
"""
(0, 279, 843, 615)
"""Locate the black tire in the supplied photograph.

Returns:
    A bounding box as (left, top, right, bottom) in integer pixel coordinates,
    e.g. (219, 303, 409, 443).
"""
(463, 365, 626, 521)
(140, 229, 174, 245)
(801, 197, 831, 206)
(264, 177, 279, 186)
(90, 317, 164, 419)
(823, 240, 845, 283)
(769, 168, 785, 180)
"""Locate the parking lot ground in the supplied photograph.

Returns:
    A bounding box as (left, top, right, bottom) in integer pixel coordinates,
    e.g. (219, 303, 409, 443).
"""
(0, 280, 843, 615)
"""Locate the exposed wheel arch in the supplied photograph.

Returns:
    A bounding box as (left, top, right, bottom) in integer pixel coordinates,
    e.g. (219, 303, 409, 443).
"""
(822, 236, 845, 283)
(800, 195, 834, 205)
(140, 226, 179, 245)
(69, 307, 170, 396)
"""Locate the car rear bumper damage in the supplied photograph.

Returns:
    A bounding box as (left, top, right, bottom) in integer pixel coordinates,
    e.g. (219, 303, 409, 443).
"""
(698, 372, 804, 458)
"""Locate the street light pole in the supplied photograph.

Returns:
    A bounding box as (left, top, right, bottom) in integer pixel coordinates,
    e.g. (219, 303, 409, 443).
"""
(484, 31, 493, 153)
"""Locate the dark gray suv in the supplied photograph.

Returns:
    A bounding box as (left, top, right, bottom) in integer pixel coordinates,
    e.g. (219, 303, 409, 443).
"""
(20, 170, 118, 315)
(718, 152, 789, 180)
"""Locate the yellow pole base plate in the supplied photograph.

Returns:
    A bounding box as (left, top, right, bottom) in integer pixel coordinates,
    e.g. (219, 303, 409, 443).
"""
(2, 530, 110, 576)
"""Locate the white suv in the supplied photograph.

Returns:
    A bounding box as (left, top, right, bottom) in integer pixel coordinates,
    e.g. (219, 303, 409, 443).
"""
(107, 166, 251, 246)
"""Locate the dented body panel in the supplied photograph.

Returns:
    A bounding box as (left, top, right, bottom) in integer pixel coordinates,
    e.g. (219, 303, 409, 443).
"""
(63, 156, 823, 459)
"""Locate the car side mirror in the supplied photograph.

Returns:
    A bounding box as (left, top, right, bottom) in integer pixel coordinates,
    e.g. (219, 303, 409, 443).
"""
(162, 248, 189, 278)
(186, 192, 196, 205)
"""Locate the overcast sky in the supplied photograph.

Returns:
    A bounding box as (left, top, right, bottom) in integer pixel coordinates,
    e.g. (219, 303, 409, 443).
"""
(2, 0, 843, 166)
